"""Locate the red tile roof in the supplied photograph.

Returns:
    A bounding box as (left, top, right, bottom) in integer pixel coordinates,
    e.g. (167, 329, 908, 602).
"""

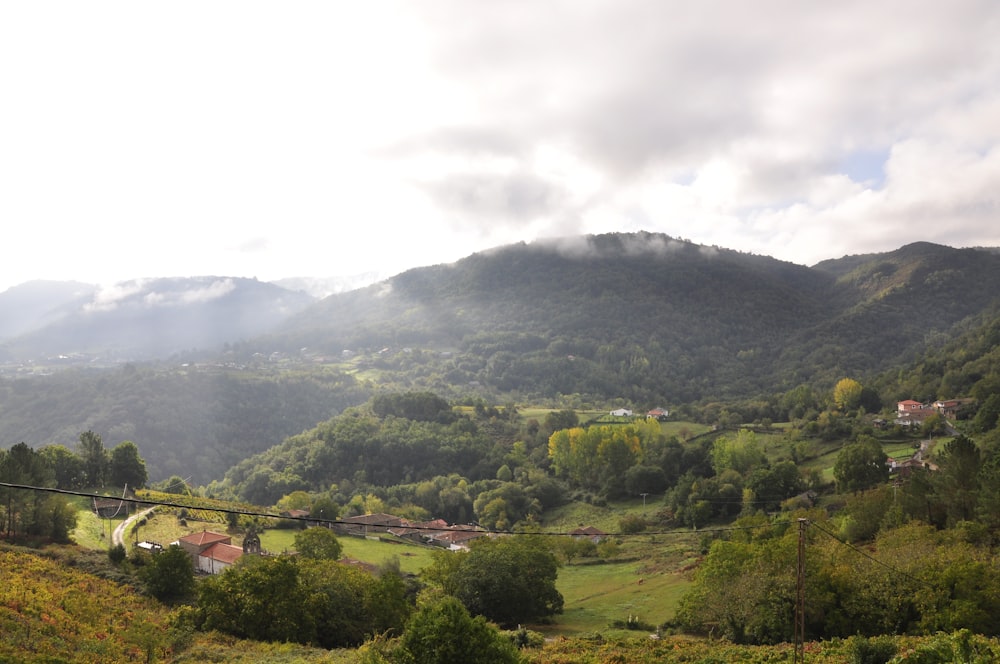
(200, 542, 244, 565)
(178, 530, 231, 547)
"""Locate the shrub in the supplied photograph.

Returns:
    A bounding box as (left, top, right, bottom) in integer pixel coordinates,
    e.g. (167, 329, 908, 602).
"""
(619, 513, 647, 534)
(849, 635, 897, 664)
(108, 543, 127, 564)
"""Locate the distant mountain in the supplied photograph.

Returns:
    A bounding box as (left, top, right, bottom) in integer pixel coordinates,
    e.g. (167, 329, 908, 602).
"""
(0, 280, 97, 341)
(272, 272, 388, 298)
(0, 277, 316, 363)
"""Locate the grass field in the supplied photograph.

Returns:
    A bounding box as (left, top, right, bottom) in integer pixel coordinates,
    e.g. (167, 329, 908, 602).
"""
(548, 559, 691, 636)
(259, 528, 437, 575)
(71, 508, 125, 549)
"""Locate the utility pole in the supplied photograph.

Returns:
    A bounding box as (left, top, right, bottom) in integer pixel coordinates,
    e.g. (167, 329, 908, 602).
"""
(794, 518, 807, 663)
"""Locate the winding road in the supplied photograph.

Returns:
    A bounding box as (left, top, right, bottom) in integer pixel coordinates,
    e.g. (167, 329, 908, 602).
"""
(112, 506, 156, 548)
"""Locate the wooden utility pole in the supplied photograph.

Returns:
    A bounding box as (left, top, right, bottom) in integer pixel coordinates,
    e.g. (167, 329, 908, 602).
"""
(794, 518, 807, 663)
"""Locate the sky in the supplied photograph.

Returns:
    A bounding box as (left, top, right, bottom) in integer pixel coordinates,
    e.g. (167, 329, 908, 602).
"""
(2, 1, 999, 293)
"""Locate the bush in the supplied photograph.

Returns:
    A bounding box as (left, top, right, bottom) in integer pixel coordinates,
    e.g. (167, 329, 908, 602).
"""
(619, 514, 647, 534)
(395, 596, 522, 664)
(504, 626, 544, 649)
(108, 543, 127, 564)
(849, 635, 897, 664)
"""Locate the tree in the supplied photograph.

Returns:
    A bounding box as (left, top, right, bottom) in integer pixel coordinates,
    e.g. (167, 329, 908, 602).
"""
(78, 430, 109, 487)
(934, 435, 981, 525)
(833, 378, 864, 411)
(624, 464, 668, 495)
(543, 409, 579, 433)
(425, 535, 563, 627)
(196, 555, 409, 648)
(834, 437, 888, 494)
(745, 461, 804, 512)
(0, 442, 57, 538)
(298, 559, 410, 649)
(554, 536, 596, 564)
(158, 475, 191, 495)
(108, 440, 148, 489)
(310, 496, 341, 524)
(394, 596, 522, 664)
(198, 555, 313, 643)
(140, 544, 195, 602)
(710, 429, 766, 475)
(293, 526, 343, 560)
(973, 393, 1000, 433)
(39, 444, 84, 489)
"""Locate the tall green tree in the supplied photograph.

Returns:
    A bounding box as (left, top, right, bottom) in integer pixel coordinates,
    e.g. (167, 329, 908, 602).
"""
(78, 430, 109, 487)
(139, 544, 195, 602)
(293, 526, 343, 560)
(0, 442, 57, 538)
(39, 444, 84, 489)
(298, 559, 411, 649)
(425, 535, 562, 627)
(108, 440, 147, 489)
(834, 437, 888, 494)
(198, 555, 313, 644)
(933, 435, 980, 525)
(710, 429, 766, 475)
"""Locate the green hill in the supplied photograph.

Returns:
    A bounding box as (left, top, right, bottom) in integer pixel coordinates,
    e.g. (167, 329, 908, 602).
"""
(5, 234, 1000, 485)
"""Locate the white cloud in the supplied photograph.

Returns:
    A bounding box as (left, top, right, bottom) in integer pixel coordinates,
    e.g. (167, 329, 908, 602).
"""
(1, 1, 999, 290)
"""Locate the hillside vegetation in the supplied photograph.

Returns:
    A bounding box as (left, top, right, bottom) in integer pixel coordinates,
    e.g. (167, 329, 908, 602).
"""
(5, 236, 1000, 487)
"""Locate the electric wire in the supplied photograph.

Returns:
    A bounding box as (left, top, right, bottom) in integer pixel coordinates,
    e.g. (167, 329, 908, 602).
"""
(0, 480, 781, 538)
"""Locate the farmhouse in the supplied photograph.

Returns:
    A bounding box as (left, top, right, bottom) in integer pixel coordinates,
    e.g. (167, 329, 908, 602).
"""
(610, 408, 633, 417)
(646, 407, 670, 421)
(174, 530, 246, 575)
(932, 398, 976, 419)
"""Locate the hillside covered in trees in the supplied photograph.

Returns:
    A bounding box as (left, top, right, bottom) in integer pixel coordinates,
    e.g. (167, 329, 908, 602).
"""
(4, 234, 1000, 487)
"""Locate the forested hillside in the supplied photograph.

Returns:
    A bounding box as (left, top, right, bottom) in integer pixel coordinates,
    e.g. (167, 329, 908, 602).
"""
(0, 365, 369, 484)
(4, 234, 1000, 486)
(251, 235, 1000, 403)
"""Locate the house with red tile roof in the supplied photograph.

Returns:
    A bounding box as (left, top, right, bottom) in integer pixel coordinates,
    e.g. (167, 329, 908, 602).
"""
(174, 530, 244, 574)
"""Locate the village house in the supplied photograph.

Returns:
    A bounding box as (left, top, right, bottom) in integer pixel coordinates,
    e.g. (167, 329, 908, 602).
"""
(387, 519, 488, 550)
(932, 398, 976, 419)
(895, 400, 933, 427)
(646, 407, 670, 421)
(174, 530, 247, 575)
(334, 513, 404, 538)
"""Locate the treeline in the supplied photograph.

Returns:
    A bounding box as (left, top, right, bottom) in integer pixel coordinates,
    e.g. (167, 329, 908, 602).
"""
(0, 431, 148, 541)
(218, 394, 527, 506)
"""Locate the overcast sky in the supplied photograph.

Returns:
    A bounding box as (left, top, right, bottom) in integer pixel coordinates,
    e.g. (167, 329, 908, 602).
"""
(2, 1, 998, 292)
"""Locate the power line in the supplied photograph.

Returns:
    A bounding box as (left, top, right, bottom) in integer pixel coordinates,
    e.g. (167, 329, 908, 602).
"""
(806, 519, 916, 579)
(0, 481, 781, 539)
